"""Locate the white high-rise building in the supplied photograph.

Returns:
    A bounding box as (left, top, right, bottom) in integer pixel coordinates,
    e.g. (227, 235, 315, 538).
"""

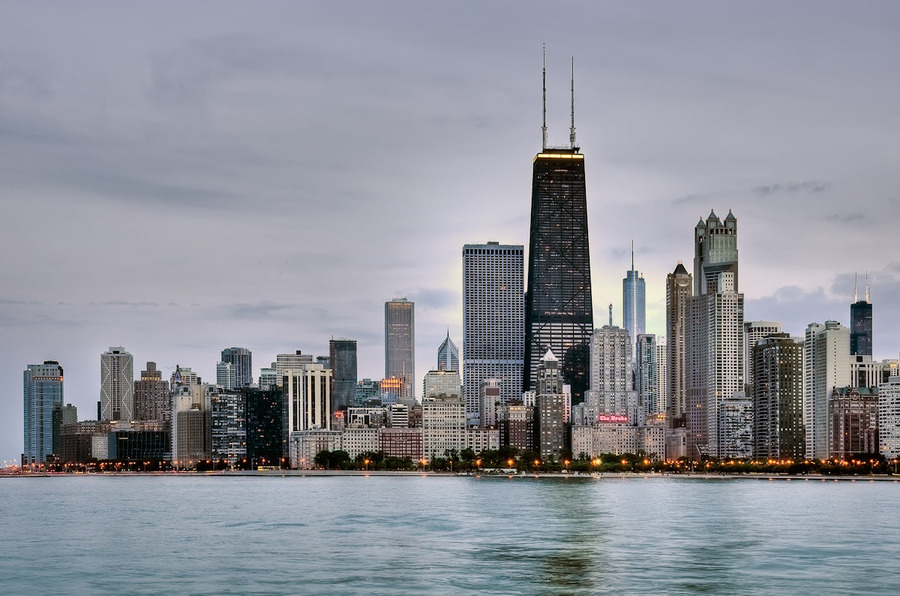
(878, 375, 900, 459)
(655, 337, 669, 418)
(686, 210, 746, 459)
(286, 363, 333, 433)
(622, 244, 646, 359)
(101, 346, 134, 422)
(635, 334, 658, 423)
(462, 242, 524, 421)
(804, 321, 850, 460)
(743, 321, 783, 390)
(586, 325, 634, 420)
(216, 361, 237, 390)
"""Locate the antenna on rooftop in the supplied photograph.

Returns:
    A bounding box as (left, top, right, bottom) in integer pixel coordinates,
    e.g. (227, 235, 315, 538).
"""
(542, 43, 548, 150)
(570, 56, 576, 149)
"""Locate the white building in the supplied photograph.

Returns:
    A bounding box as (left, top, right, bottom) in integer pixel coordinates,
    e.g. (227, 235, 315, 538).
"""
(878, 376, 900, 459)
(290, 430, 341, 469)
(422, 394, 466, 461)
(286, 363, 333, 433)
(100, 346, 134, 422)
(586, 326, 634, 419)
(804, 321, 850, 460)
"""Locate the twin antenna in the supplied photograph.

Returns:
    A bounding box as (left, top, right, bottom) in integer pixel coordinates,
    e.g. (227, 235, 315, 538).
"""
(541, 44, 577, 151)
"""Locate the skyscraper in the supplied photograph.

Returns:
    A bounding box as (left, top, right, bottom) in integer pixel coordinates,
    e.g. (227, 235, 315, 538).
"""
(666, 262, 692, 427)
(23, 361, 64, 464)
(850, 273, 873, 356)
(743, 321, 783, 391)
(330, 338, 358, 409)
(686, 210, 746, 459)
(101, 346, 134, 422)
(221, 347, 253, 388)
(622, 243, 645, 358)
(585, 326, 634, 420)
(804, 321, 850, 460)
(752, 333, 804, 460)
(462, 242, 524, 419)
(385, 298, 415, 399)
(134, 361, 169, 423)
(524, 52, 593, 402)
(436, 331, 460, 372)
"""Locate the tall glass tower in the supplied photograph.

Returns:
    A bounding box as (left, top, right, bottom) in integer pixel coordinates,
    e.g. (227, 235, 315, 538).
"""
(385, 298, 415, 399)
(524, 50, 593, 403)
(23, 360, 64, 464)
(622, 243, 646, 356)
(850, 273, 873, 356)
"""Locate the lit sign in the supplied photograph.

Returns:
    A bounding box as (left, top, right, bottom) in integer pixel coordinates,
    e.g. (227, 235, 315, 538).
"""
(597, 414, 628, 424)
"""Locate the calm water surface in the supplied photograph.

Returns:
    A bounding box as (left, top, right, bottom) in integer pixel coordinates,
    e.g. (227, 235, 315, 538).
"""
(1, 475, 898, 595)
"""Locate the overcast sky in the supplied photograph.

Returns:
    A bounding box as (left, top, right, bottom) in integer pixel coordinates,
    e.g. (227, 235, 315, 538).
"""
(3, 2, 900, 462)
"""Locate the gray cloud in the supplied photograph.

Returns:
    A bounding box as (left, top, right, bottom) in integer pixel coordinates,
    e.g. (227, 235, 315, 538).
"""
(751, 180, 831, 196)
(824, 213, 864, 223)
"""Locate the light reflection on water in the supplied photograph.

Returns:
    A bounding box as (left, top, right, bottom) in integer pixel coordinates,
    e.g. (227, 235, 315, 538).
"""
(1, 475, 898, 595)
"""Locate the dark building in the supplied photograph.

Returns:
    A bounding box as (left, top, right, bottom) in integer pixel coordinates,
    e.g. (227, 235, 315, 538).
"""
(110, 427, 170, 461)
(329, 338, 358, 409)
(752, 333, 805, 460)
(830, 386, 878, 459)
(245, 388, 287, 466)
(850, 276, 872, 356)
(524, 56, 593, 402)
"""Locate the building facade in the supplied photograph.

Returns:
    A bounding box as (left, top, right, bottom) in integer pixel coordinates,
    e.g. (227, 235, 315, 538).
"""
(437, 331, 460, 373)
(666, 262, 692, 427)
(850, 275, 872, 357)
(134, 362, 170, 424)
(751, 334, 804, 460)
(804, 321, 850, 460)
(23, 361, 64, 464)
(101, 347, 134, 422)
(385, 298, 415, 400)
(221, 347, 253, 388)
(462, 242, 525, 420)
(622, 247, 646, 359)
(329, 338, 358, 410)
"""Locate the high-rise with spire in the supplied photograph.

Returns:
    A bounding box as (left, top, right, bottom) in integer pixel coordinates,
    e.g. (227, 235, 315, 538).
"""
(850, 272, 873, 356)
(437, 331, 459, 372)
(622, 241, 645, 357)
(686, 210, 748, 459)
(524, 47, 593, 403)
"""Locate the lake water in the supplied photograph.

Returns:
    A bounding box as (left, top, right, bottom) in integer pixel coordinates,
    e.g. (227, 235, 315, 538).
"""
(1, 475, 898, 595)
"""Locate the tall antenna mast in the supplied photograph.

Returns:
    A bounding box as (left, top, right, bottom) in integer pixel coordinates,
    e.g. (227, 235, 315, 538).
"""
(866, 270, 870, 303)
(631, 239, 635, 271)
(542, 43, 548, 150)
(569, 56, 576, 149)
(608, 304, 613, 327)
(854, 272, 858, 303)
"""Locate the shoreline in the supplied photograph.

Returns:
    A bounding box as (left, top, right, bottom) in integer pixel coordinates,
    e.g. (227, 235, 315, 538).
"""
(3, 470, 900, 481)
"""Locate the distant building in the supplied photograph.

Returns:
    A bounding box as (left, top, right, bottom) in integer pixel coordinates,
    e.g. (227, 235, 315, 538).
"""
(385, 298, 415, 400)
(258, 366, 279, 392)
(586, 326, 633, 421)
(622, 245, 646, 359)
(479, 378, 501, 428)
(830, 386, 878, 460)
(286, 363, 333, 433)
(666, 262, 692, 427)
(23, 361, 64, 464)
(850, 355, 898, 390)
(635, 334, 659, 422)
(245, 387, 286, 467)
(752, 334, 804, 461)
(804, 321, 850, 460)
(101, 347, 134, 422)
(743, 321, 783, 390)
(212, 390, 247, 465)
(221, 347, 253, 387)
(275, 351, 314, 385)
(463, 242, 525, 422)
(497, 400, 534, 452)
(878, 376, 900, 459)
(134, 362, 169, 424)
(437, 331, 459, 373)
(329, 338, 358, 410)
(686, 210, 744, 459)
(422, 394, 465, 461)
(355, 378, 381, 404)
(535, 350, 566, 461)
(850, 274, 872, 356)
(216, 361, 237, 390)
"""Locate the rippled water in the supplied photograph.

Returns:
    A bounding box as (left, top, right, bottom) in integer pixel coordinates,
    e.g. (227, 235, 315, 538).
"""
(1, 475, 898, 595)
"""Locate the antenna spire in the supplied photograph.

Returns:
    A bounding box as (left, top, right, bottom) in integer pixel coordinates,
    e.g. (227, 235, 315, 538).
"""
(608, 303, 613, 327)
(866, 270, 870, 303)
(631, 239, 634, 271)
(569, 56, 576, 149)
(542, 44, 548, 150)
(854, 272, 858, 303)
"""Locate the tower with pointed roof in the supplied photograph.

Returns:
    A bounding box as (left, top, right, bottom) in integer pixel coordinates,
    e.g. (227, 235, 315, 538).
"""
(535, 349, 567, 460)
(623, 241, 646, 359)
(524, 48, 593, 403)
(687, 210, 747, 459)
(437, 330, 460, 372)
(666, 262, 692, 428)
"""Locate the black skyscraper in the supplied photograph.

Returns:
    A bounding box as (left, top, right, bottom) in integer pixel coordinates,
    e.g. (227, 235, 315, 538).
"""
(850, 274, 872, 356)
(524, 50, 593, 402)
(329, 338, 358, 409)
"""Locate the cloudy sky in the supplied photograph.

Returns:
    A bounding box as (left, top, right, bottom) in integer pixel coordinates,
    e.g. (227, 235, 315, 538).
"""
(3, 2, 900, 461)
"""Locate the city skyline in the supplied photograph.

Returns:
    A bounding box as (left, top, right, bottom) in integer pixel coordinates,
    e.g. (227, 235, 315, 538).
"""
(3, 2, 900, 460)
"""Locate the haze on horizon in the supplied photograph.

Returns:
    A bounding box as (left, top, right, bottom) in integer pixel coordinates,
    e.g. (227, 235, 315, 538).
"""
(3, 1, 900, 461)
